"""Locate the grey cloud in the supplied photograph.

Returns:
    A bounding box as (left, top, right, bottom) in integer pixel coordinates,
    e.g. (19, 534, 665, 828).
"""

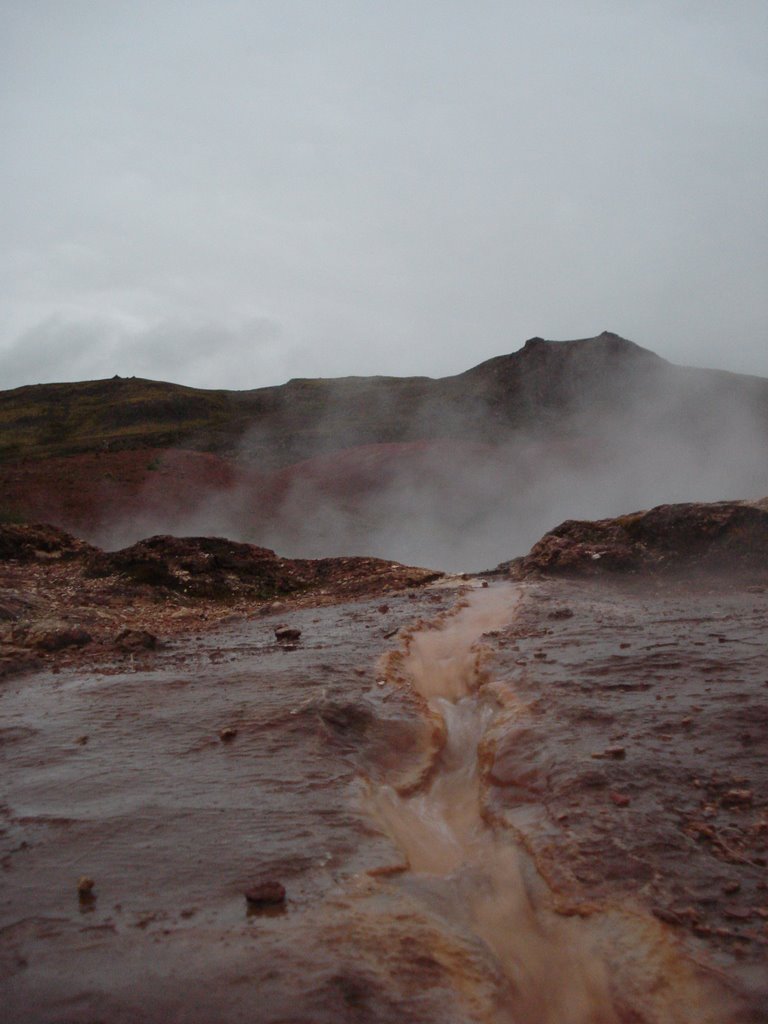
(0, 315, 284, 390)
(0, 1, 766, 386)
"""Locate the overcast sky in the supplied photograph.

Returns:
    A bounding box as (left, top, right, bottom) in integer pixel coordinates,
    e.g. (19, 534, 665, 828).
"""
(1, 1, 766, 391)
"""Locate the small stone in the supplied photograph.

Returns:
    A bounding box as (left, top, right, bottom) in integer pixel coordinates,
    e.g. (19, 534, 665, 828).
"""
(591, 745, 626, 760)
(219, 727, 238, 742)
(547, 607, 574, 620)
(77, 876, 95, 896)
(377, 604, 390, 614)
(36, 627, 92, 652)
(724, 907, 753, 921)
(244, 880, 285, 906)
(653, 906, 683, 926)
(722, 789, 753, 807)
(723, 881, 741, 895)
(610, 791, 631, 807)
(116, 628, 158, 651)
(274, 625, 301, 643)
(259, 601, 286, 617)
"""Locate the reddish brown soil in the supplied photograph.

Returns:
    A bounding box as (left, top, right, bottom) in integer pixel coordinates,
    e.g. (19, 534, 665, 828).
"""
(0, 583, 463, 1024)
(264, 440, 498, 503)
(0, 524, 442, 679)
(0, 441, 505, 546)
(510, 500, 768, 579)
(482, 575, 768, 1016)
(4, 503, 768, 1020)
(0, 448, 239, 536)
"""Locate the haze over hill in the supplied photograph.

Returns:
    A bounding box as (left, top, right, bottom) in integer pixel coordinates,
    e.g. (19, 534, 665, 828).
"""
(2, 332, 768, 570)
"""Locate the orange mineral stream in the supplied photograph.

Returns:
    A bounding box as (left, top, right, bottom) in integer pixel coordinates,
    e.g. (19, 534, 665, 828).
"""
(364, 584, 741, 1023)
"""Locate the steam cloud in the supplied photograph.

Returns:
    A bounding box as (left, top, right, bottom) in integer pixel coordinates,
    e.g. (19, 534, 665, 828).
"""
(92, 342, 768, 572)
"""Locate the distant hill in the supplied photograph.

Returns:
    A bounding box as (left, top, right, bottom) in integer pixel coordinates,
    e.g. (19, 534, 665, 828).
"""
(5, 330, 767, 466)
(3, 332, 768, 569)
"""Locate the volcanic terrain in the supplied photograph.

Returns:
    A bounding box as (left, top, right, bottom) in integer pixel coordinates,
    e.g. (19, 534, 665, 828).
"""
(2, 334, 768, 1021)
(3, 331, 768, 568)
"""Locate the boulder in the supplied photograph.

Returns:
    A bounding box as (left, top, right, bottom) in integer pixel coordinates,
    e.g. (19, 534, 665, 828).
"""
(513, 500, 768, 578)
(0, 523, 96, 562)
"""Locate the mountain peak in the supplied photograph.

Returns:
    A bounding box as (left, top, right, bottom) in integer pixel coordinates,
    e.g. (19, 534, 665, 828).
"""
(457, 332, 664, 388)
(520, 331, 662, 361)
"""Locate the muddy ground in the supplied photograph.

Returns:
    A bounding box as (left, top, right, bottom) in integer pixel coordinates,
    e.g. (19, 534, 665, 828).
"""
(482, 574, 768, 1020)
(1, 578, 467, 1024)
(0, 524, 441, 680)
(2, 515, 768, 1021)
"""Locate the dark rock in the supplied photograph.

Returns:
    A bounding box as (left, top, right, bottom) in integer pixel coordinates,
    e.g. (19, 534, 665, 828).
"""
(77, 876, 95, 896)
(0, 653, 43, 679)
(115, 628, 159, 651)
(548, 607, 574, 619)
(513, 500, 768, 578)
(721, 788, 753, 807)
(88, 535, 308, 600)
(35, 627, 92, 652)
(0, 523, 96, 562)
(219, 727, 238, 742)
(244, 880, 285, 906)
(274, 625, 302, 643)
(591, 745, 626, 760)
(258, 600, 286, 616)
(652, 906, 684, 927)
(318, 700, 374, 737)
(0, 589, 40, 621)
(610, 791, 631, 807)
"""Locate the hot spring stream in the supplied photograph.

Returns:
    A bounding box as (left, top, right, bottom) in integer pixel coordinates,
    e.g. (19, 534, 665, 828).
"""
(1, 581, 747, 1022)
(364, 584, 740, 1024)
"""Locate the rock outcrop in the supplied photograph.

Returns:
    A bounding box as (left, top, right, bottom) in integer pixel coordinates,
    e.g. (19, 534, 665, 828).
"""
(0, 522, 96, 562)
(511, 499, 768, 577)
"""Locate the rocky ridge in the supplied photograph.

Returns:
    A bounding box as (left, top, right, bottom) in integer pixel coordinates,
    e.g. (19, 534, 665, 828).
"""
(0, 523, 442, 678)
(508, 499, 768, 579)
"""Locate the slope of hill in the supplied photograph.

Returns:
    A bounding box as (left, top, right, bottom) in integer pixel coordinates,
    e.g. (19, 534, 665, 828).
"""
(2, 331, 768, 569)
(7, 331, 767, 464)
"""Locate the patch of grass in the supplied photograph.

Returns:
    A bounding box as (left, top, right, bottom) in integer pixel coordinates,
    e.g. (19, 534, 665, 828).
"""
(0, 377, 243, 461)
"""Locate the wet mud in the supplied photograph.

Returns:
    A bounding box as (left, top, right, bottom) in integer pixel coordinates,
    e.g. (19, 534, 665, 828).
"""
(2, 576, 766, 1021)
(1, 586, 460, 1023)
(479, 577, 768, 1021)
(364, 587, 763, 1023)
